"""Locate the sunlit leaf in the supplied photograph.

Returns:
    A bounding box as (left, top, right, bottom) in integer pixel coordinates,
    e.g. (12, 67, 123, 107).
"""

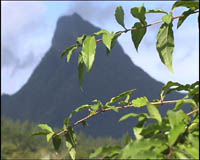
(102, 31, 115, 52)
(156, 23, 174, 72)
(38, 124, 53, 133)
(162, 14, 172, 24)
(132, 96, 149, 107)
(147, 103, 162, 124)
(46, 132, 55, 142)
(106, 89, 136, 105)
(146, 9, 168, 14)
(81, 36, 97, 72)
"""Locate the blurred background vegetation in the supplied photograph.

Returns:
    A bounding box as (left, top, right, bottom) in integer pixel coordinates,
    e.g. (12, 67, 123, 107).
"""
(1, 116, 126, 159)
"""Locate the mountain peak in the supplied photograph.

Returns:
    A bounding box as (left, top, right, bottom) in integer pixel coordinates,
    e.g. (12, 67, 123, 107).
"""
(52, 13, 98, 50)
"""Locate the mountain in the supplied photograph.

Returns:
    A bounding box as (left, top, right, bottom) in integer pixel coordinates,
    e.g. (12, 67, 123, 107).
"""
(1, 13, 185, 138)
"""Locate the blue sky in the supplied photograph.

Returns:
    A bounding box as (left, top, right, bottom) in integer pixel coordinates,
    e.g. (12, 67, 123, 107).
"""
(1, 1, 199, 95)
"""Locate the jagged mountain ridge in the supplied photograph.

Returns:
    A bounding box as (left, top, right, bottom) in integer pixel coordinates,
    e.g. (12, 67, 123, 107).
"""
(1, 13, 184, 138)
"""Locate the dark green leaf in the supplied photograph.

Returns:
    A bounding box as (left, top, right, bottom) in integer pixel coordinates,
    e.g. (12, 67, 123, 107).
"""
(61, 45, 79, 62)
(172, 1, 199, 11)
(38, 124, 53, 133)
(146, 9, 168, 14)
(78, 54, 85, 87)
(130, 5, 146, 24)
(131, 22, 147, 52)
(31, 132, 49, 136)
(81, 120, 88, 127)
(131, 96, 149, 107)
(52, 135, 62, 152)
(147, 103, 162, 124)
(177, 9, 196, 28)
(162, 14, 172, 24)
(115, 6, 126, 29)
(81, 36, 97, 72)
(106, 89, 136, 105)
(156, 23, 174, 72)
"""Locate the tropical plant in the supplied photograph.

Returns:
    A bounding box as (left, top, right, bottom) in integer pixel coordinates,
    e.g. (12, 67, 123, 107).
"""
(33, 1, 199, 159)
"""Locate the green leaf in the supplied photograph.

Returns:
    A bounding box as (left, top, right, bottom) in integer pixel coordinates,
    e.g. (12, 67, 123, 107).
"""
(156, 23, 174, 73)
(130, 5, 146, 24)
(65, 126, 77, 160)
(177, 9, 196, 29)
(90, 146, 121, 158)
(76, 34, 86, 45)
(131, 96, 149, 107)
(106, 32, 121, 55)
(147, 103, 162, 124)
(108, 105, 119, 112)
(61, 45, 79, 62)
(46, 132, 55, 142)
(167, 110, 189, 146)
(131, 22, 147, 52)
(119, 113, 149, 122)
(172, 1, 199, 11)
(102, 31, 115, 51)
(31, 132, 49, 136)
(106, 89, 136, 105)
(52, 135, 61, 152)
(81, 36, 97, 72)
(78, 54, 85, 87)
(133, 126, 144, 140)
(167, 110, 189, 129)
(38, 124, 54, 133)
(119, 113, 139, 122)
(146, 9, 168, 14)
(115, 6, 126, 29)
(174, 99, 197, 111)
(162, 14, 172, 24)
(90, 104, 99, 112)
(93, 30, 105, 36)
(168, 122, 186, 146)
(73, 104, 91, 113)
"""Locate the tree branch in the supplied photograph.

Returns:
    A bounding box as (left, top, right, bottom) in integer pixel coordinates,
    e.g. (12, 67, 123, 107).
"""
(55, 99, 180, 136)
(96, 11, 199, 42)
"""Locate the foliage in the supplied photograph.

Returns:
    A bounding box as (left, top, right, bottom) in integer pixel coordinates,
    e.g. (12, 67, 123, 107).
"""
(1, 117, 125, 159)
(34, 1, 199, 159)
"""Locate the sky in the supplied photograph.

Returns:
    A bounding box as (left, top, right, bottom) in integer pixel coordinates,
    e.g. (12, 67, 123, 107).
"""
(1, 1, 199, 95)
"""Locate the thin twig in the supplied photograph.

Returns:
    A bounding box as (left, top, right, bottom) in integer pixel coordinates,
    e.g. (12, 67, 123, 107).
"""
(96, 11, 199, 43)
(187, 108, 199, 116)
(55, 100, 179, 136)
